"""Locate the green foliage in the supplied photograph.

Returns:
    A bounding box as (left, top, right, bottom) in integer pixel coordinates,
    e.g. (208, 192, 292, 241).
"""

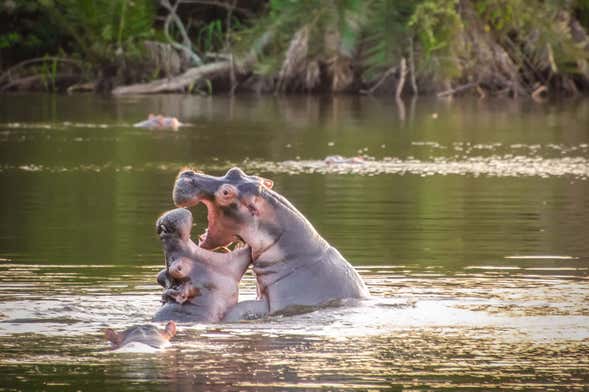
(475, 0, 588, 76)
(0, 32, 20, 49)
(233, 0, 589, 92)
(576, 0, 589, 28)
(198, 19, 225, 53)
(408, 0, 462, 80)
(2, 0, 588, 93)
(361, 0, 416, 79)
(236, 0, 463, 82)
(39, 0, 155, 64)
(0, 1, 66, 64)
(39, 56, 58, 91)
(409, 0, 461, 54)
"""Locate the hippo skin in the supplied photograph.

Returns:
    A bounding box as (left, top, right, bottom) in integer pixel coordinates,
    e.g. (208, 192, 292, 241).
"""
(152, 208, 251, 322)
(104, 321, 176, 350)
(172, 167, 370, 321)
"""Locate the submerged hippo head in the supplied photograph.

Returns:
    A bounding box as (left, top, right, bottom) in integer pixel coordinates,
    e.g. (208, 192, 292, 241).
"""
(104, 321, 176, 350)
(172, 167, 277, 252)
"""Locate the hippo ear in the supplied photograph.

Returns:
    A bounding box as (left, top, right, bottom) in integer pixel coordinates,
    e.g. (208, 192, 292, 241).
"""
(165, 321, 177, 338)
(260, 178, 273, 190)
(104, 328, 121, 346)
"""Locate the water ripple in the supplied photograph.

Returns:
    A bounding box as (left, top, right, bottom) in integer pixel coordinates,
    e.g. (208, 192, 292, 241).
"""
(0, 264, 588, 390)
(1, 155, 588, 178)
(244, 155, 589, 178)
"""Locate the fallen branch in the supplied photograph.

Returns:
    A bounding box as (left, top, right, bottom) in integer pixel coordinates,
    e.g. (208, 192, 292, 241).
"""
(161, 0, 203, 66)
(0, 73, 78, 91)
(0, 57, 83, 87)
(112, 23, 272, 95)
(112, 61, 231, 95)
(360, 66, 398, 95)
(531, 85, 548, 102)
(437, 82, 478, 97)
(67, 82, 96, 94)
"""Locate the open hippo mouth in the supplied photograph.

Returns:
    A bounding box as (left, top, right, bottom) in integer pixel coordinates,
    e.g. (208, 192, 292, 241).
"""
(172, 169, 243, 250)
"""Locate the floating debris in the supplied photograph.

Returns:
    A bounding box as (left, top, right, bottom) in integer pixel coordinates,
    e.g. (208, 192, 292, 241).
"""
(1, 153, 588, 179)
(324, 155, 365, 165)
(244, 155, 589, 179)
(504, 255, 578, 260)
(1, 122, 110, 129)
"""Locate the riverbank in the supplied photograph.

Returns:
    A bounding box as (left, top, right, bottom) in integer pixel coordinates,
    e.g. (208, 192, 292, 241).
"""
(1, 1, 589, 98)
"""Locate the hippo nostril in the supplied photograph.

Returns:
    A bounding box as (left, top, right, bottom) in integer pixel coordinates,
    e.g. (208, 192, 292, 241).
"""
(223, 190, 229, 196)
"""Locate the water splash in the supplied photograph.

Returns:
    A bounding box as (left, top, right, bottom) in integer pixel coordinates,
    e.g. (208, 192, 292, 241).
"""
(0, 264, 588, 390)
(1, 154, 588, 178)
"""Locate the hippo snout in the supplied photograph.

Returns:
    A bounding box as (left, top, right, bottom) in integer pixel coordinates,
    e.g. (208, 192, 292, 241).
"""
(173, 173, 198, 207)
(172, 170, 221, 207)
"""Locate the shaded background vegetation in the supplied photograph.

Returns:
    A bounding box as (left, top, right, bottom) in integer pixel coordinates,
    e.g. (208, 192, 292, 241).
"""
(1, 0, 589, 96)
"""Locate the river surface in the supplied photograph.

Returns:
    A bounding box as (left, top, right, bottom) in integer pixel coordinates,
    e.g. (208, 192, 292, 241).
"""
(0, 94, 588, 391)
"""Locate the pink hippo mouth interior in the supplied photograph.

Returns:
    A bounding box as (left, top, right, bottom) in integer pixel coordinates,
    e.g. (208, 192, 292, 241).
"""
(175, 196, 237, 250)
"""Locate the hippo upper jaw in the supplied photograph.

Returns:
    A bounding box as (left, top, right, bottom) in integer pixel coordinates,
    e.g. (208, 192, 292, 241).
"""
(172, 167, 277, 251)
(172, 170, 215, 208)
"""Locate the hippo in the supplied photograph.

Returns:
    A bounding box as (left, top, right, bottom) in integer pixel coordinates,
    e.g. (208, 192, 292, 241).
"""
(104, 321, 176, 350)
(134, 114, 181, 130)
(172, 167, 370, 321)
(152, 208, 252, 322)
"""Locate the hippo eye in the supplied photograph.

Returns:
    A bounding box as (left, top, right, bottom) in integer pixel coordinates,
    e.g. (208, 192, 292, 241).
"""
(216, 184, 238, 205)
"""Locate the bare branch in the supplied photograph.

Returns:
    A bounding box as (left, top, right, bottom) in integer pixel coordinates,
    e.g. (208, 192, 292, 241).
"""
(408, 37, 418, 95)
(360, 66, 397, 95)
(160, 0, 203, 66)
(396, 57, 407, 99)
(112, 61, 231, 95)
(0, 57, 84, 87)
(437, 82, 478, 97)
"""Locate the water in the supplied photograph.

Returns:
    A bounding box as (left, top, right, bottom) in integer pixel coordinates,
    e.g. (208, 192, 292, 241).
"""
(0, 94, 588, 391)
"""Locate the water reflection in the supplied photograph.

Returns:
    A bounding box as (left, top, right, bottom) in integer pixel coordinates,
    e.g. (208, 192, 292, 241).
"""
(0, 94, 588, 390)
(0, 265, 588, 390)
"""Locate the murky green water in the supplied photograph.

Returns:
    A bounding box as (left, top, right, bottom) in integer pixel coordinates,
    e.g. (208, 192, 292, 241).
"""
(0, 94, 588, 391)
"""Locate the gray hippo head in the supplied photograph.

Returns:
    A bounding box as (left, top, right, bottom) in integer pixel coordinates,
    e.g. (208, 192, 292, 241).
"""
(156, 207, 193, 242)
(172, 167, 279, 254)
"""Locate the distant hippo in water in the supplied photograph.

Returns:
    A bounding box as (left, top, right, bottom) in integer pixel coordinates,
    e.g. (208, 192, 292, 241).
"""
(172, 168, 370, 321)
(134, 114, 181, 130)
(104, 321, 176, 350)
(152, 208, 252, 322)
